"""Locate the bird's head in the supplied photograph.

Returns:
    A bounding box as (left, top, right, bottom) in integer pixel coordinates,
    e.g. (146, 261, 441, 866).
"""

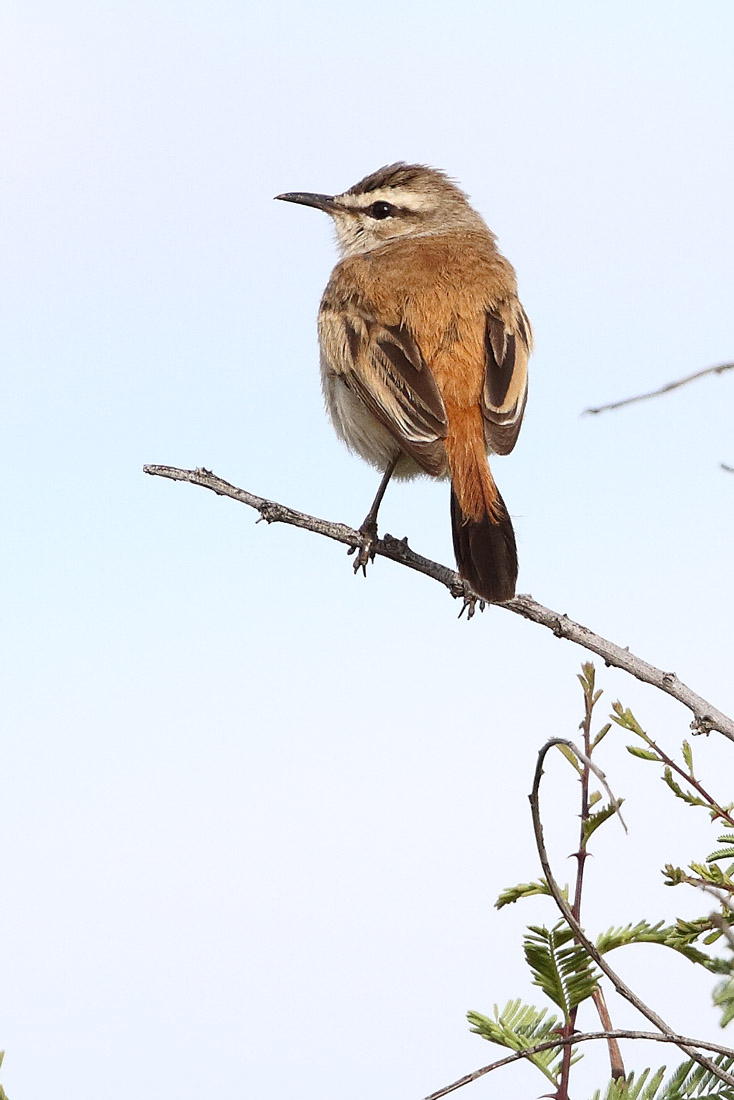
(276, 162, 489, 257)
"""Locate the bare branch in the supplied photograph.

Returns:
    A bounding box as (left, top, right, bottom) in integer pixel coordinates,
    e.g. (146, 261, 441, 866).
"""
(143, 464, 734, 742)
(423, 1028, 734, 1100)
(583, 361, 734, 416)
(530, 738, 734, 1088)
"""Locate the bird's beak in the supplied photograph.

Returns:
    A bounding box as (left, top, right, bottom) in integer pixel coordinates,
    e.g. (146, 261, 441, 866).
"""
(275, 191, 340, 214)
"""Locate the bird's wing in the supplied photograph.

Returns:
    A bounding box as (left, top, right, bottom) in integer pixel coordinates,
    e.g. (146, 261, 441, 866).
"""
(319, 306, 448, 475)
(481, 304, 532, 455)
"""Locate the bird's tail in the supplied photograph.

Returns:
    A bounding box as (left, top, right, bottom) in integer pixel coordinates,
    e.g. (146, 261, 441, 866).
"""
(445, 409, 518, 604)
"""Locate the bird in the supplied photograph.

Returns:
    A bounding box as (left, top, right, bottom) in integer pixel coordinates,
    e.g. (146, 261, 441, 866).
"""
(275, 163, 532, 603)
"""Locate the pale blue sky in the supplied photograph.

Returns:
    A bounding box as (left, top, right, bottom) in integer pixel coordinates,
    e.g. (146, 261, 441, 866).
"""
(2, 2, 733, 1097)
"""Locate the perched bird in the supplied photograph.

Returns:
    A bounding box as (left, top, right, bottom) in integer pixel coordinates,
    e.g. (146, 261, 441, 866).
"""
(276, 163, 532, 603)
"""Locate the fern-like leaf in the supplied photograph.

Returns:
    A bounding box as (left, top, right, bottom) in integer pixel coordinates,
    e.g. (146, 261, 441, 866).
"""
(597, 920, 665, 951)
(662, 769, 709, 810)
(467, 999, 572, 1085)
(592, 1056, 734, 1100)
(666, 1053, 734, 1097)
(590, 1067, 666, 1100)
(495, 879, 558, 909)
(524, 923, 599, 1020)
(596, 919, 716, 967)
(689, 863, 734, 890)
(708, 850, 734, 864)
(706, 830, 734, 863)
(584, 799, 625, 844)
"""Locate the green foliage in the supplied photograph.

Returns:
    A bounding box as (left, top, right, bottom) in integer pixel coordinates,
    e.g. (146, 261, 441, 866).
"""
(665, 917, 731, 968)
(591, 1057, 734, 1100)
(687, 863, 734, 892)
(558, 741, 583, 772)
(0, 1051, 8, 1100)
(657, 1054, 734, 1099)
(584, 798, 625, 844)
(708, 831, 734, 866)
(592, 722, 612, 749)
(628, 745, 664, 762)
(524, 922, 599, 1020)
(596, 919, 719, 968)
(495, 878, 561, 908)
(467, 999, 573, 1085)
(590, 1066, 666, 1100)
(662, 768, 710, 811)
(476, 668, 734, 1100)
(682, 740, 695, 775)
(578, 662, 599, 698)
(664, 864, 689, 887)
(714, 979, 734, 1028)
(612, 701, 647, 738)
(612, 704, 734, 997)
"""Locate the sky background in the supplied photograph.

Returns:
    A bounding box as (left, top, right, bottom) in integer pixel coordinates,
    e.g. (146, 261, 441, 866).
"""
(2, 1, 733, 1097)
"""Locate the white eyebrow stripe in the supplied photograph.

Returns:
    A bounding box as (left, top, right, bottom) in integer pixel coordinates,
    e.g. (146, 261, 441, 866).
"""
(338, 187, 434, 213)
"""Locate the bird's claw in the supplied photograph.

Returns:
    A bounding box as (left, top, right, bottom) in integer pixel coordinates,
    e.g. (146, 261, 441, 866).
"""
(457, 581, 486, 620)
(348, 518, 379, 577)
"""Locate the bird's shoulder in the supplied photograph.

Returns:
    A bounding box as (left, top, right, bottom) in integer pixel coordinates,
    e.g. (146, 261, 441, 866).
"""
(322, 231, 518, 320)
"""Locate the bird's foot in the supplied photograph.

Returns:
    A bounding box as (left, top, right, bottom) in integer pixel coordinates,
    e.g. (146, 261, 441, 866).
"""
(347, 517, 379, 577)
(457, 580, 486, 621)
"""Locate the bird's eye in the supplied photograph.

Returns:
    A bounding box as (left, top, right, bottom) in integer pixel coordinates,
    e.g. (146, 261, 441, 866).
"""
(369, 201, 395, 219)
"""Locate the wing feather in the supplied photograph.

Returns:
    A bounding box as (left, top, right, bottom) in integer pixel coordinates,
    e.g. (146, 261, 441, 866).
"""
(321, 308, 448, 475)
(482, 305, 532, 455)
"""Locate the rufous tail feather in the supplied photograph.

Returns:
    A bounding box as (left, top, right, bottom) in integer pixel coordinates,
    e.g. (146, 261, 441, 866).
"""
(445, 409, 517, 603)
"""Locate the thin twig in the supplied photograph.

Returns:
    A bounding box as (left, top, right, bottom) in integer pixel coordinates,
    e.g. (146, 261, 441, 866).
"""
(530, 738, 734, 1088)
(143, 465, 734, 742)
(422, 1028, 734, 1100)
(639, 731, 734, 827)
(583, 362, 734, 416)
(674, 872, 734, 897)
(563, 676, 626, 1091)
(557, 690, 595, 1100)
(572, 682, 596, 919)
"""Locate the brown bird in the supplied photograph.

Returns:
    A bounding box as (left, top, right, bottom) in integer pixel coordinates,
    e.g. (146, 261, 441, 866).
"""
(276, 163, 532, 603)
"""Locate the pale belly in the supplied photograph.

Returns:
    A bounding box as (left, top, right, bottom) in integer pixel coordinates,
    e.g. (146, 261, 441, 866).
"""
(322, 368, 449, 480)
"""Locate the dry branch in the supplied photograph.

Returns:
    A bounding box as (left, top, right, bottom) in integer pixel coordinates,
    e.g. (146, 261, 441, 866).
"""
(143, 464, 734, 742)
(423, 1028, 734, 1100)
(583, 361, 733, 416)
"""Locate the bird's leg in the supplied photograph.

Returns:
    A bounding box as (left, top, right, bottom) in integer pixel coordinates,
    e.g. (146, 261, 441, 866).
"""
(349, 453, 400, 576)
